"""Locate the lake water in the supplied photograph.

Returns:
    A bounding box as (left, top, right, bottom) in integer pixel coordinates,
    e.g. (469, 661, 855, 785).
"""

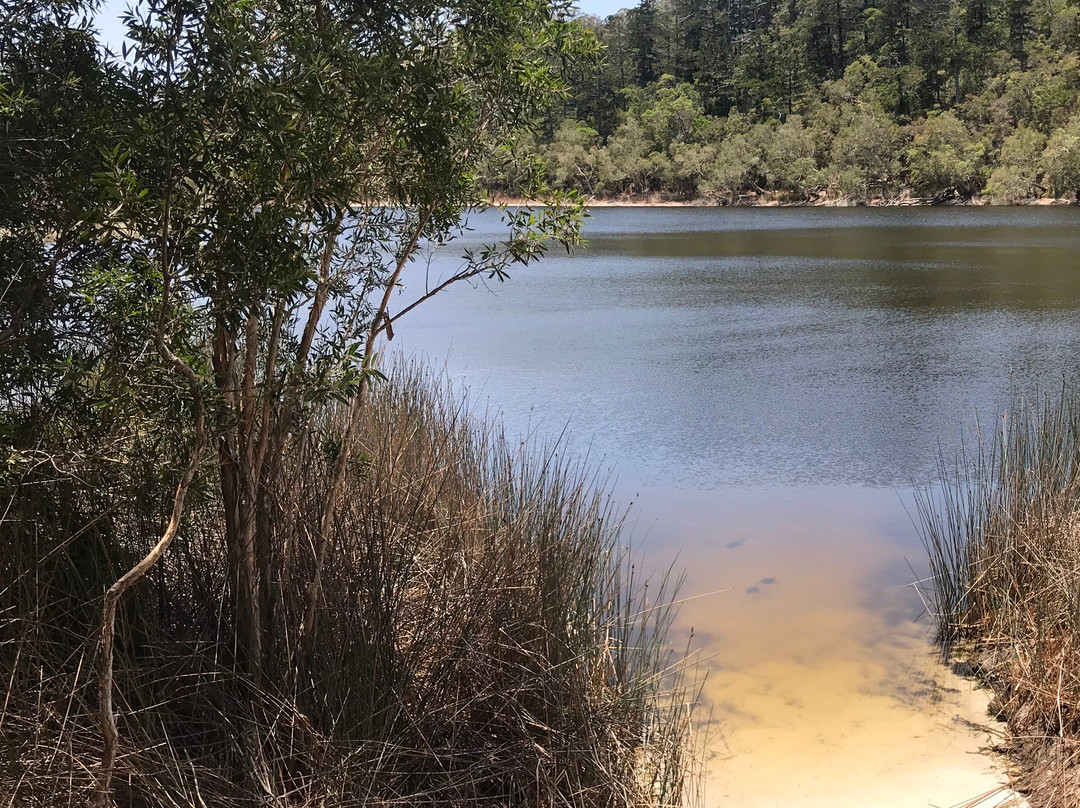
(398, 207, 1080, 807)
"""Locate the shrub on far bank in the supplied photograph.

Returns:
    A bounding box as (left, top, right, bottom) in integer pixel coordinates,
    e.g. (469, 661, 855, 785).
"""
(985, 126, 1048, 203)
(763, 115, 821, 198)
(1042, 113, 1080, 200)
(827, 108, 902, 201)
(905, 112, 987, 197)
(544, 119, 602, 194)
(703, 122, 769, 200)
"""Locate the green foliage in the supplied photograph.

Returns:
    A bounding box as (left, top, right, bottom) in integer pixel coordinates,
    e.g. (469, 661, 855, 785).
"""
(905, 111, 987, 195)
(703, 121, 771, 199)
(543, 118, 602, 192)
(1041, 112, 1080, 198)
(627, 76, 707, 148)
(828, 107, 902, 200)
(0, 1, 132, 430)
(3, 0, 596, 442)
(485, 0, 1080, 203)
(763, 115, 821, 196)
(985, 125, 1047, 201)
(596, 118, 656, 195)
(1001, 48, 1080, 133)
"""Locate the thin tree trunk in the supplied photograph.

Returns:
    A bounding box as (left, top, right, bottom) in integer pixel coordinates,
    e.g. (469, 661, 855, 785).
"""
(294, 211, 430, 661)
(95, 272, 208, 807)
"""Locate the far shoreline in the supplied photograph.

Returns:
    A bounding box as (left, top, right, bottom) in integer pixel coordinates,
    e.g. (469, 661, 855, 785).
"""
(492, 193, 1079, 208)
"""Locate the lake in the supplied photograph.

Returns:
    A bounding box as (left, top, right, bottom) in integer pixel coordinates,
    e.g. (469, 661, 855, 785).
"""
(398, 207, 1080, 807)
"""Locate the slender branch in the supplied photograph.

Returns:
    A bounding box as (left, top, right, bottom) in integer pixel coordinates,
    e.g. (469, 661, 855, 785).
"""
(385, 266, 482, 330)
(240, 307, 260, 462)
(94, 373, 206, 808)
(295, 208, 431, 654)
(253, 299, 285, 481)
(295, 217, 342, 375)
(95, 176, 208, 808)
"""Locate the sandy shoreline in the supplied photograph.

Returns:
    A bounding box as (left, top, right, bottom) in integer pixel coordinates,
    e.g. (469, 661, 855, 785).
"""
(640, 485, 1029, 808)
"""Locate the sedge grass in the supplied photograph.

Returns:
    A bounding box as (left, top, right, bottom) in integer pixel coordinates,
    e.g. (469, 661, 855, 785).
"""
(0, 360, 699, 807)
(917, 386, 1080, 806)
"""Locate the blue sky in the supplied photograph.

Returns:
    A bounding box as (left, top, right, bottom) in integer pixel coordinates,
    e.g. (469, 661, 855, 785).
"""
(577, 0, 632, 16)
(95, 0, 630, 51)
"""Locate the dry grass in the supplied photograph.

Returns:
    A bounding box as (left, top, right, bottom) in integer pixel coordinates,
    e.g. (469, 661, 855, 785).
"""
(0, 361, 699, 807)
(917, 389, 1080, 807)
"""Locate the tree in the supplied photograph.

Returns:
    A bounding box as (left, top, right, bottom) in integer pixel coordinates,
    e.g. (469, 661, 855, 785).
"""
(597, 117, 656, 194)
(543, 118, 602, 192)
(3, 1, 594, 803)
(626, 76, 707, 148)
(1041, 113, 1080, 199)
(828, 105, 902, 199)
(905, 110, 987, 195)
(629, 0, 660, 84)
(1001, 49, 1080, 134)
(691, 0, 736, 114)
(703, 117, 771, 198)
(764, 114, 822, 195)
(985, 125, 1046, 202)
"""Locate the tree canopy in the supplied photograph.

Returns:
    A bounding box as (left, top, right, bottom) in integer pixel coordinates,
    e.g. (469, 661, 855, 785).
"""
(489, 0, 1080, 202)
(2, 1, 597, 802)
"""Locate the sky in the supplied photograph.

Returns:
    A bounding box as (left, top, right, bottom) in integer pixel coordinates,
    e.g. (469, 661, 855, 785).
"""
(576, 0, 631, 16)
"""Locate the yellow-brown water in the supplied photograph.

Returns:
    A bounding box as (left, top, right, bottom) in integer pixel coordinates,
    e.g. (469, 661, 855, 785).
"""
(631, 485, 1015, 807)
(401, 207, 1078, 805)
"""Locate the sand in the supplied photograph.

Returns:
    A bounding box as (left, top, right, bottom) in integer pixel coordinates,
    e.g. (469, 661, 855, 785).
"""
(627, 485, 1027, 808)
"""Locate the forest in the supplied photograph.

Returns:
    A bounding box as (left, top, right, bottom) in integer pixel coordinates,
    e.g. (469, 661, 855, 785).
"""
(479, 0, 1080, 202)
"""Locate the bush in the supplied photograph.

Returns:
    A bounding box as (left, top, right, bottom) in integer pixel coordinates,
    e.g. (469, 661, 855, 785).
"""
(763, 114, 821, 197)
(984, 126, 1047, 203)
(1041, 113, 1080, 200)
(597, 119, 656, 195)
(905, 111, 987, 196)
(703, 119, 771, 199)
(543, 119, 602, 193)
(827, 107, 902, 200)
(0, 363, 698, 807)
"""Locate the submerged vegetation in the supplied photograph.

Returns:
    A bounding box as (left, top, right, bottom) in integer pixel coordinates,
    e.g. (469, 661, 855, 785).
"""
(918, 390, 1080, 806)
(482, 0, 1080, 203)
(0, 0, 697, 804)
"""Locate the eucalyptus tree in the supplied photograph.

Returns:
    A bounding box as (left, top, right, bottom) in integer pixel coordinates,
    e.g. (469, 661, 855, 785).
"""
(3, 0, 594, 803)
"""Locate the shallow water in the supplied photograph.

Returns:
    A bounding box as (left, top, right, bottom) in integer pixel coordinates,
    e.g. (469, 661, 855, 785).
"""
(397, 207, 1080, 806)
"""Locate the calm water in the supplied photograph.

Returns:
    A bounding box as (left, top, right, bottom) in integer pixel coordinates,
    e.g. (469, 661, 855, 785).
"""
(398, 207, 1080, 806)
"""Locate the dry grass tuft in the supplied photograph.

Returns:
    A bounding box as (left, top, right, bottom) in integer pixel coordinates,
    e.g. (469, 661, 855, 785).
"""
(917, 389, 1080, 808)
(1, 361, 699, 807)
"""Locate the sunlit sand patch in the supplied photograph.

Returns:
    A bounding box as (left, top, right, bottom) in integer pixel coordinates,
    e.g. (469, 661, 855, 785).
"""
(626, 484, 1026, 808)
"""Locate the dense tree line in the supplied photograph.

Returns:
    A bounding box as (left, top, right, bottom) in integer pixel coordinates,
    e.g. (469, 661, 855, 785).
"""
(481, 0, 1080, 201)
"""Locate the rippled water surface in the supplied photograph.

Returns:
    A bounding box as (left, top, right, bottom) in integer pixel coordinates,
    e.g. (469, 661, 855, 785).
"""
(398, 207, 1080, 806)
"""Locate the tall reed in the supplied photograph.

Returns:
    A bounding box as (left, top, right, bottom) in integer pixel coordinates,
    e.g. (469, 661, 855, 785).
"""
(917, 386, 1080, 805)
(1, 361, 699, 807)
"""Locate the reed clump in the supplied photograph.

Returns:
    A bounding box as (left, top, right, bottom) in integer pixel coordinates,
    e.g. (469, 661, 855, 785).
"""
(918, 390, 1080, 807)
(0, 362, 698, 807)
